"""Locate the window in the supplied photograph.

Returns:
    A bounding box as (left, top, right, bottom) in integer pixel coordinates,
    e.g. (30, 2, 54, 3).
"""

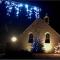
(45, 33, 50, 43)
(28, 33, 33, 43)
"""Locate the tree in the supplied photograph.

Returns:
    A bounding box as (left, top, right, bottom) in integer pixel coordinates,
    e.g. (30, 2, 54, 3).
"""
(32, 36, 43, 53)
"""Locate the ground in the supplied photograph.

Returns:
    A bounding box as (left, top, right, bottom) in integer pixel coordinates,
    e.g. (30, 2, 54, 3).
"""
(33, 53, 60, 59)
(0, 49, 60, 59)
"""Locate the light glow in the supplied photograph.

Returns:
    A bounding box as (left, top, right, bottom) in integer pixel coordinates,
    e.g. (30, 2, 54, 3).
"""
(26, 43, 32, 52)
(43, 43, 53, 53)
(45, 32, 50, 35)
(11, 36, 17, 42)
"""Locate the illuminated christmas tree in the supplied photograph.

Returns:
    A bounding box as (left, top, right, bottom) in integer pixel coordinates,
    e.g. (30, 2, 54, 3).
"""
(32, 36, 43, 52)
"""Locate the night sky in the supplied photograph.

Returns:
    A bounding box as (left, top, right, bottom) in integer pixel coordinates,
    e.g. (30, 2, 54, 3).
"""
(0, 1, 60, 42)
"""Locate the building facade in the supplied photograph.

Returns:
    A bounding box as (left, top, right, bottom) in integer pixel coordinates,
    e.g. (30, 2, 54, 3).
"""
(18, 14, 60, 53)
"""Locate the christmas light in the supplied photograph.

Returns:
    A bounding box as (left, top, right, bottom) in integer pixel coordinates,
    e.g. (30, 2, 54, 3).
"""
(7, 13, 10, 16)
(0, 0, 3, 4)
(32, 35, 42, 52)
(25, 4, 28, 9)
(0, 0, 41, 19)
(18, 3, 23, 7)
(54, 43, 60, 53)
(34, 6, 37, 11)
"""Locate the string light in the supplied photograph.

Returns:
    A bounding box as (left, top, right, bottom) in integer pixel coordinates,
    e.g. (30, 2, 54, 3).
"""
(18, 3, 23, 7)
(25, 4, 28, 9)
(0, 0, 3, 4)
(0, 0, 42, 19)
(34, 6, 37, 11)
(54, 43, 60, 53)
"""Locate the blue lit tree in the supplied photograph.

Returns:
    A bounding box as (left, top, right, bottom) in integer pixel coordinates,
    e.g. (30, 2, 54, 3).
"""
(32, 36, 43, 53)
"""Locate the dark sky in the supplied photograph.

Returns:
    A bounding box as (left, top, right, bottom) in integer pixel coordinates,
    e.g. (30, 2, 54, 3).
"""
(0, 1, 60, 42)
